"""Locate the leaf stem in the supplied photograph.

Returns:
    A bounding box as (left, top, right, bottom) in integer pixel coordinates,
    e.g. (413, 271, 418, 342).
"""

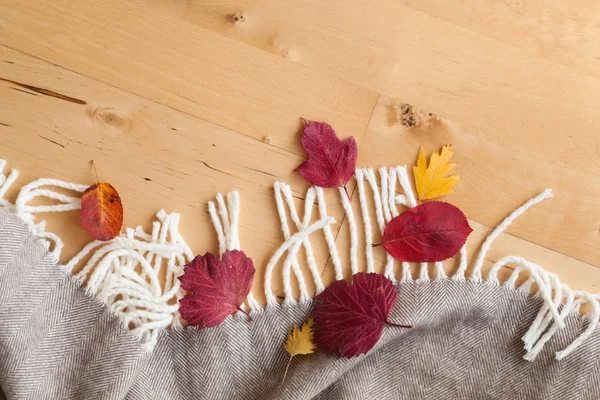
(237, 307, 252, 322)
(279, 354, 293, 388)
(371, 243, 382, 247)
(386, 321, 413, 329)
(343, 185, 352, 203)
(299, 117, 307, 125)
(91, 160, 99, 185)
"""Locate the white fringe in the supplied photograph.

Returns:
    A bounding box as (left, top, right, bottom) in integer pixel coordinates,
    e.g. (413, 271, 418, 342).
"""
(208, 190, 261, 312)
(395, 166, 418, 281)
(355, 170, 374, 273)
(263, 216, 335, 307)
(70, 210, 193, 348)
(0, 160, 195, 350)
(472, 189, 599, 360)
(0, 160, 87, 261)
(339, 186, 358, 276)
(472, 189, 553, 280)
(315, 187, 343, 280)
(2, 158, 599, 361)
(262, 172, 598, 361)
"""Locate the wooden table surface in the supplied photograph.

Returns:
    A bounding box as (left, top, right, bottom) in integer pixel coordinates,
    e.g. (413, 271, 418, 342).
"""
(1, 1, 599, 303)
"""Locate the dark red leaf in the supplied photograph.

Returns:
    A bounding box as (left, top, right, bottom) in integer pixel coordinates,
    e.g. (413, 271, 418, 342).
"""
(314, 272, 411, 358)
(178, 250, 255, 328)
(295, 120, 357, 190)
(380, 201, 472, 262)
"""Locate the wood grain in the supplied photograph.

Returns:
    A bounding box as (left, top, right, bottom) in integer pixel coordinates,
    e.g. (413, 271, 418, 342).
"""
(0, 0, 378, 155)
(0, 46, 350, 304)
(1, 0, 599, 299)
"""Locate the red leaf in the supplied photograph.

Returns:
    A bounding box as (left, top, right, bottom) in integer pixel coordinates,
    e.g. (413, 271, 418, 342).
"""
(295, 120, 357, 190)
(178, 250, 255, 328)
(380, 201, 472, 262)
(80, 182, 123, 241)
(314, 273, 411, 358)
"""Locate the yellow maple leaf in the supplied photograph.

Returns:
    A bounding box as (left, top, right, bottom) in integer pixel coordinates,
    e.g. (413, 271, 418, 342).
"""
(413, 145, 460, 201)
(280, 317, 316, 387)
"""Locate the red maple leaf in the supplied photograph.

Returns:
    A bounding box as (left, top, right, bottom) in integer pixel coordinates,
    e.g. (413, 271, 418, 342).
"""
(178, 250, 255, 328)
(313, 273, 411, 358)
(377, 201, 472, 262)
(295, 120, 357, 196)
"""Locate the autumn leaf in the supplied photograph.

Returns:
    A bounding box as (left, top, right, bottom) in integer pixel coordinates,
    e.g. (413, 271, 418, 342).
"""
(378, 201, 472, 262)
(413, 145, 459, 201)
(80, 161, 123, 241)
(314, 273, 411, 358)
(178, 250, 255, 328)
(295, 120, 357, 197)
(280, 317, 316, 387)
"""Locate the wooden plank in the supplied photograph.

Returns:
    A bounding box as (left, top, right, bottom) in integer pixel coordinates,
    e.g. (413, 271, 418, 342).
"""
(0, 45, 352, 304)
(180, 0, 600, 153)
(403, 0, 600, 78)
(352, 95, 600, 267)
(0, 1, 378, 155)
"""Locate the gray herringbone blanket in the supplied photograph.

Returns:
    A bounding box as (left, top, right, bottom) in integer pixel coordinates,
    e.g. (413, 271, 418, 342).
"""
(1, 210, 599, 399)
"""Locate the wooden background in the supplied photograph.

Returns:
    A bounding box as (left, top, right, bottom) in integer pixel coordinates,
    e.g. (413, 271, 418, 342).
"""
(1, 0, 599, 303)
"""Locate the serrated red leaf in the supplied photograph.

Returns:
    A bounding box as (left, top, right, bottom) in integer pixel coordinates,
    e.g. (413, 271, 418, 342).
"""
(178, 250, 255, 328)
(380, 201, 472, 262)
(80, 182, 123, 241)
(314, 273, 411, 358)
(295, 120, 357, 190)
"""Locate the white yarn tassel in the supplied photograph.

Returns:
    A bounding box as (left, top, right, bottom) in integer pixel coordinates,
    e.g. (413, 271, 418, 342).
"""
(555, 292, 600, 360)
(209, 190, 260, 312)
(315, 187, 343, 280)
(452, 245, 468, 281)
(395, 166, 418, 281)
(434, 262, 446, 280)
(418, 263, 430, 282)
(395, 165, 418, 209)
(339, 186, 358, 276)
(280, 186, 324, 295)
(67, 210, 190, 350)
(380, 168, 396, 281)
(272, 183, 309, 304)
(0, 160, 88, 261)
(355, 169, 374, 273)
(364, 169, 395, 281)
(0, 161, 20, 208)
(263, 217, 335, 307)
(472, 189, 553, 281)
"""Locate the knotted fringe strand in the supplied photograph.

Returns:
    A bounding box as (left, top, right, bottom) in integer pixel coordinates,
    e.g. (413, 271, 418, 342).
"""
(208, 191, 262, 314)
(471, 188, 600, 360)
(263, 182, 336, 307)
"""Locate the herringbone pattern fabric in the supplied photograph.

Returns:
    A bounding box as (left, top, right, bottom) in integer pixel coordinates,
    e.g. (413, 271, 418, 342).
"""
(0, 209, 599, 400)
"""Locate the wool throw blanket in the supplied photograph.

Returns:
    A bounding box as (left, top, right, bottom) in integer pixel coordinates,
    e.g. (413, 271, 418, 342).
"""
(0, 161, 599, 399)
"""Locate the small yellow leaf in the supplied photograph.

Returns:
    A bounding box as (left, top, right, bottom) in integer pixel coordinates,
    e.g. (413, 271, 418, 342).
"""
(284, 316, 316, 357)
(413, 145, 460, 201)
(280, 317, 316, 387)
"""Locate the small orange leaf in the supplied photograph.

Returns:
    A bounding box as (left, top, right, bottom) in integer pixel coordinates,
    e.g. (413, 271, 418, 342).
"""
(80, 182, 123, 241)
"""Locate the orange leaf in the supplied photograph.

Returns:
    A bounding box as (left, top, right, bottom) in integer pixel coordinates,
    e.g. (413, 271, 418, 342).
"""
(80, 182, 123, 241)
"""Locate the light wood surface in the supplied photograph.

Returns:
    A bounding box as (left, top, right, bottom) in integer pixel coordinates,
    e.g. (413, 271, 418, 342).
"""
(1, 0, 599, 302)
